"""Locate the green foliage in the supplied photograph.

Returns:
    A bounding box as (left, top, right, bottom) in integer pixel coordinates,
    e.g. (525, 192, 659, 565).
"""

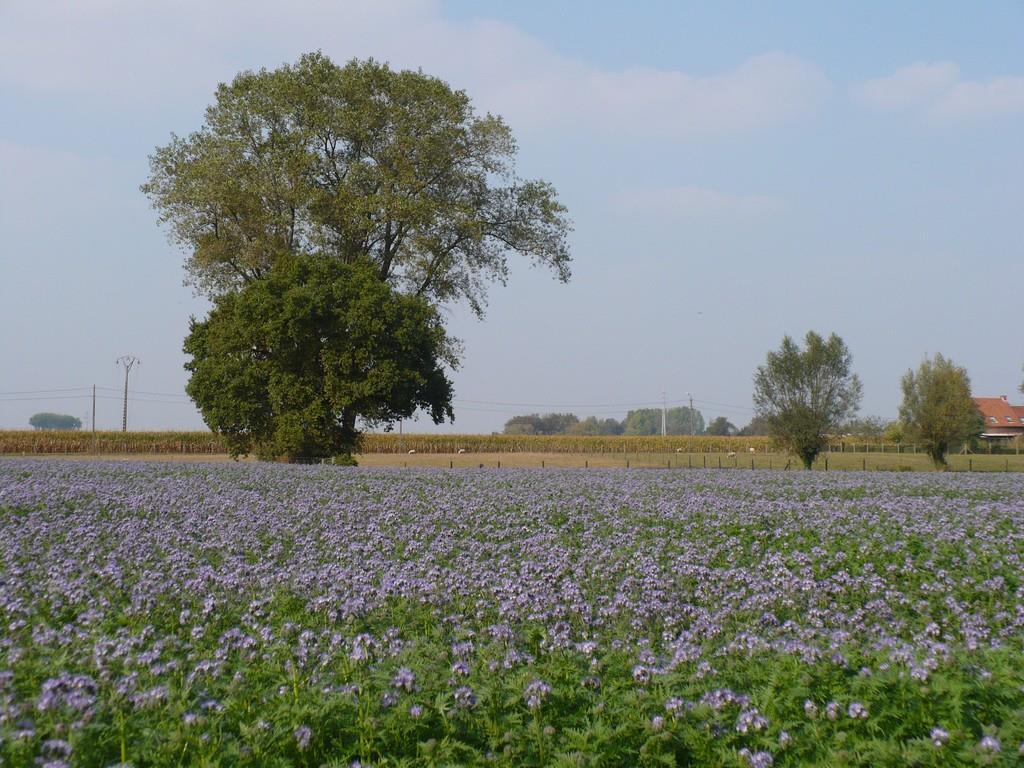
(753, 331, 863, 469)
(842, 415, 888, 439)
(504, 413, 580, 435)
(184, 255, 454, 460)
(567, 416, 625, 436)
(622, 407, 704, 436)
(899, 354, 982, 468)
(704, 416, 737, 436)
(884, 420, 905, 444)
(28, 412, 82, 430)
(143, 53, 571, 317)
(738, 414, 771, 436)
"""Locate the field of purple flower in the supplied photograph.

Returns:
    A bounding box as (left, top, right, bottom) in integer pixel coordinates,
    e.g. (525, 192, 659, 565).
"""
(1, 461, 1023, 766)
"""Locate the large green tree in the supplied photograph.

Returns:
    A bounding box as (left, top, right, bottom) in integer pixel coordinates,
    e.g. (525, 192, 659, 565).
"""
(899, 353, 982, 468)
(146, 53, 571, 455)
(753, 331, 862, 469)
(184, 256, 454, 460)
(143, 53, 571, 316)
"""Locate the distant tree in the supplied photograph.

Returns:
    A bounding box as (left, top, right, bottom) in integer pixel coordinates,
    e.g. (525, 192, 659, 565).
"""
(502, 413, 579, 435)
(899, 354, 982, 468)
(538, 413, 579, 435)
(29, 413, 82, 430)
(622, 409, 659, 435)
(503, 415, 540, 435)
(184, 255, 454, 460)
(623, 407, 704, 436)
(737, 414, 770, 436)
(704, 416, 737, 436)
(668, 407, 704, 436)
(842, 415, 888, 439)
(568, 416, 623, 436)
(753, 331, 863, 469)
(883, 420, 904, 445)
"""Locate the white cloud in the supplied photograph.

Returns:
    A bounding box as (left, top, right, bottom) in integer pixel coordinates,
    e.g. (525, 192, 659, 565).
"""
(0, 0, 828, 140)
(858, 62, 1024, 119)
(612, 185, 785, 217)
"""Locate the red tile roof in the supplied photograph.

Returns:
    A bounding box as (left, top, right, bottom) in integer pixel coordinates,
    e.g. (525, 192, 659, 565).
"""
(973, 396, 1024, 435)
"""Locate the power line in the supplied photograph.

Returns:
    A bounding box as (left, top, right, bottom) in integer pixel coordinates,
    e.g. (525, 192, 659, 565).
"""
(0, 387, 91, 396)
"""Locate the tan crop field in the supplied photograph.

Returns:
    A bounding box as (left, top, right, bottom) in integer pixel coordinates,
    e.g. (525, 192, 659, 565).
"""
(3, 430, 1023, 471)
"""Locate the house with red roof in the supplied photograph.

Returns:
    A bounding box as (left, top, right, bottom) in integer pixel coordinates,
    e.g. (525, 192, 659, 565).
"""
(973, 395, 1024, 439)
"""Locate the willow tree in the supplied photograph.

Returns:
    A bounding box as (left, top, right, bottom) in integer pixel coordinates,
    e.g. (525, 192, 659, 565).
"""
(143, 52, 572, 316)
(899, 354, 981, 468)
(753, 331, 862, 469)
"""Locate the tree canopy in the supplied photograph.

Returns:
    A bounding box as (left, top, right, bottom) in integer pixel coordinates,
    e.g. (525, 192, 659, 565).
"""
(753, 331, 862, 469)
(143, 53, 571, 317)
(29, 413, 82, 430)
(503, 413, 579, 436)
(737, 414, 770, 436)
(621, 407, 704, 436)
(899, 353, 981, 468)
(184, 255, 454, 460)
(704, 416, 737, 436)
(568, 416, 625, 436)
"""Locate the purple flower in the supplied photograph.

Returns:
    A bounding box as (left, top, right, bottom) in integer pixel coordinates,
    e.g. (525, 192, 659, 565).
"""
(847, 702, 868, 720)
(739, 748, 774, 768)
(454, 686, 476, 708)
(391, 667, 415, 692)
(979, 735, 1000, 753)
(524, 679, 552, 710)
(294, 724, 312, 751)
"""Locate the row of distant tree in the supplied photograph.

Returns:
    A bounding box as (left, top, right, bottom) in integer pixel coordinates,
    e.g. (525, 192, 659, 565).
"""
(501, 330, 987, 471)
(504, 409, 771, 437)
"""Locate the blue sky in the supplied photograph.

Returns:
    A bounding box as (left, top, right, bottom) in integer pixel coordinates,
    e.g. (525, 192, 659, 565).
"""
(1, 1, 1022, 432)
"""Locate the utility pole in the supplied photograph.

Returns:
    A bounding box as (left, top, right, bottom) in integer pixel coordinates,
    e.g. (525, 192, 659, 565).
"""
(117, 356, 140, 432)
(687, 392, 693, 435)
(92, 384, 97, 453)
(661, 390, 667, 436)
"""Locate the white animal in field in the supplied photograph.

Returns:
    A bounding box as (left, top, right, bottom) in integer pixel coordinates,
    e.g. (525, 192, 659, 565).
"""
(458, 448, 466, 454)
(727, 451, 736, 458)
(748, 447, 756, 453)
(407, 449, 416, 454)
(675, 448, 683, 453)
